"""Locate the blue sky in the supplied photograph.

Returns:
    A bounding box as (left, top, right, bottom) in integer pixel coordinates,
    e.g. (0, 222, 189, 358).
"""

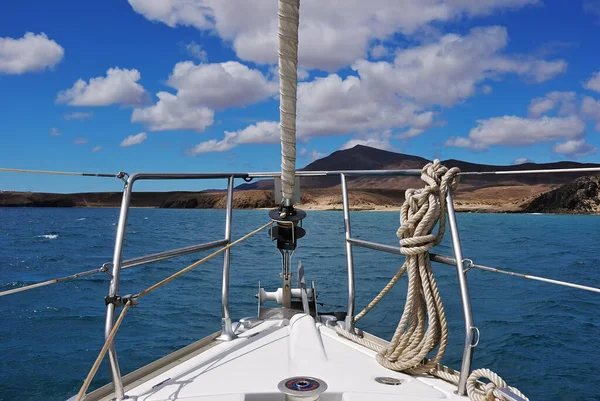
(1, 0, 600, 193)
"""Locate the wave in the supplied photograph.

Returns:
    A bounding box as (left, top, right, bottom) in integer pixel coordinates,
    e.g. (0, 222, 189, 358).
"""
(37, 234, 58, 239)
(76, 218, 87, 221)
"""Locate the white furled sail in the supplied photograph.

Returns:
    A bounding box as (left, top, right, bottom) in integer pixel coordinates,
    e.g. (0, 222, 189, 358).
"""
(277, 0, 300, 204)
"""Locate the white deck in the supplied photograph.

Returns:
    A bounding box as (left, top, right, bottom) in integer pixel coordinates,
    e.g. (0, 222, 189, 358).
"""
(86, 310, 468, 401)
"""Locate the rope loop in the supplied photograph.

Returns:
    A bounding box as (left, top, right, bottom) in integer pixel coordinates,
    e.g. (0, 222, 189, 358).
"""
(466, 368, 529, 401)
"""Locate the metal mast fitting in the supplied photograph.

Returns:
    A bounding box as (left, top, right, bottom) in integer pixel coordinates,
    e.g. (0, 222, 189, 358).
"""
(268, 208, 306, 251)
(268, 207, 306, 308)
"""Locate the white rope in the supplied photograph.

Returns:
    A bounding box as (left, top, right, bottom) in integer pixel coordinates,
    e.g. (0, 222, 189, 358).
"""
(278, 0, 300, 202)
(466, 369, 529, 401)
(336, 160, 528, 401)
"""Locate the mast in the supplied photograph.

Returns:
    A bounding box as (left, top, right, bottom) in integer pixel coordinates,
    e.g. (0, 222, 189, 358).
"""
(268, 0, 305, 308)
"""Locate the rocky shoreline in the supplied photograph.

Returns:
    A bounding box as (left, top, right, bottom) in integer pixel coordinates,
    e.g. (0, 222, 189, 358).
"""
(1, 178, 597, 214)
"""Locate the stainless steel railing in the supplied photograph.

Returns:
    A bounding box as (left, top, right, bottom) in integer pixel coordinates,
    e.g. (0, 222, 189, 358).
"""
(3, 165, 600, 399)
(105, 166, 600, 398)
(103, 168, 477, 398)
(105, 172, 249, 398)
(338, 171, 476, 395)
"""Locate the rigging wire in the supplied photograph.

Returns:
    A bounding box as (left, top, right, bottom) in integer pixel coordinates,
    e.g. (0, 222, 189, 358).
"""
(74, 221, 273, 401)
(0, 167, 121, 178)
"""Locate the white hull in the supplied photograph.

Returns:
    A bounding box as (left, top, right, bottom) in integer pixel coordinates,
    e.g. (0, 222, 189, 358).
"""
(79, 309, 467, 401)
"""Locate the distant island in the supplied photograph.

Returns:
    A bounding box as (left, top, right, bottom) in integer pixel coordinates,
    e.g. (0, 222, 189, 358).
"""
(1, 145, 599, 214)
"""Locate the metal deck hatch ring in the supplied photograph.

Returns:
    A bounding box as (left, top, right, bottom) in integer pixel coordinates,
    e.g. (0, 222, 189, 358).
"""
(374, 376, 403, 385)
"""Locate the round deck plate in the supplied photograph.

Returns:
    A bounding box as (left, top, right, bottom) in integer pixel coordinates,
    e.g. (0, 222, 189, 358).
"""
(277, 376, 327, 396)
(374, 376, 403, 385)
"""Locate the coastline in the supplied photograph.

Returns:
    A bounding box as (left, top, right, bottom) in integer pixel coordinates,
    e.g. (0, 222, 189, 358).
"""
(1, 181, 597, 214)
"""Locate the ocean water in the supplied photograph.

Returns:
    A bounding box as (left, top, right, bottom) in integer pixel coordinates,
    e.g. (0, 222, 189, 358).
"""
(0, 208, 599, 401)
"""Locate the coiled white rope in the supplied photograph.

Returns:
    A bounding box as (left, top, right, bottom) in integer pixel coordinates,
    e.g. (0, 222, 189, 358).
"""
(278, 0, 300, 202)
(336, 160, 528, 401)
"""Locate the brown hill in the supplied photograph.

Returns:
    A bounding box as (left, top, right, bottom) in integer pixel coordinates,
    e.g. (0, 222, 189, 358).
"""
(238, 145, 600, 194)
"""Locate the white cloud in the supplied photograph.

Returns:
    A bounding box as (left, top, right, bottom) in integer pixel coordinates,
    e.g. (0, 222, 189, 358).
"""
(129, 0, 538, 71)
(445, 115, 586, 150)
(120, 132, 148, 147)
(187, 71, 434, 153)
(527, 91, 576, 117)
(581, 96, 600, 131)
(525, 60, 568, 82)
(187, 27, 566, 153)
(397, 128, 425, 139)
(57, 67, 147, 106)
(370, 45, 388, 59)
(64, 111, 94, 120)
(132, 91, 214, 132)
(340, 131, 394, 151)
(581, 96, 600, 117)
(482, 85, 493, 94)
(513, 157, 531, 164)
(552, 139, 596, 157)
(92, 146, 103, 152)
(355, 26, 566, 107)
(133, 61, 275, 132)
(444, 136, 479, 149)
(128, 0, 214, 29)
(0, 32, 64, 74)
(527, 97, 554, 117)
(50, 128, 61, 137)
(167, 61, 276, 109)
(583, 0, 600, 20)
(183, 41, 207, 61)
(583, 70, 600, 93)
(299, 148, 326, 161)
(73, 137, 88, 144)
(297, 74, 433, 137)
(188, 121, 280, 155)
(446, 0, 539, 15)
(297, 67, 309, 81)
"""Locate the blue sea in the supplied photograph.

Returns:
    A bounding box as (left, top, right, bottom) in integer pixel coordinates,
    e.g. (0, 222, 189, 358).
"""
(1, 208, 599, 401)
